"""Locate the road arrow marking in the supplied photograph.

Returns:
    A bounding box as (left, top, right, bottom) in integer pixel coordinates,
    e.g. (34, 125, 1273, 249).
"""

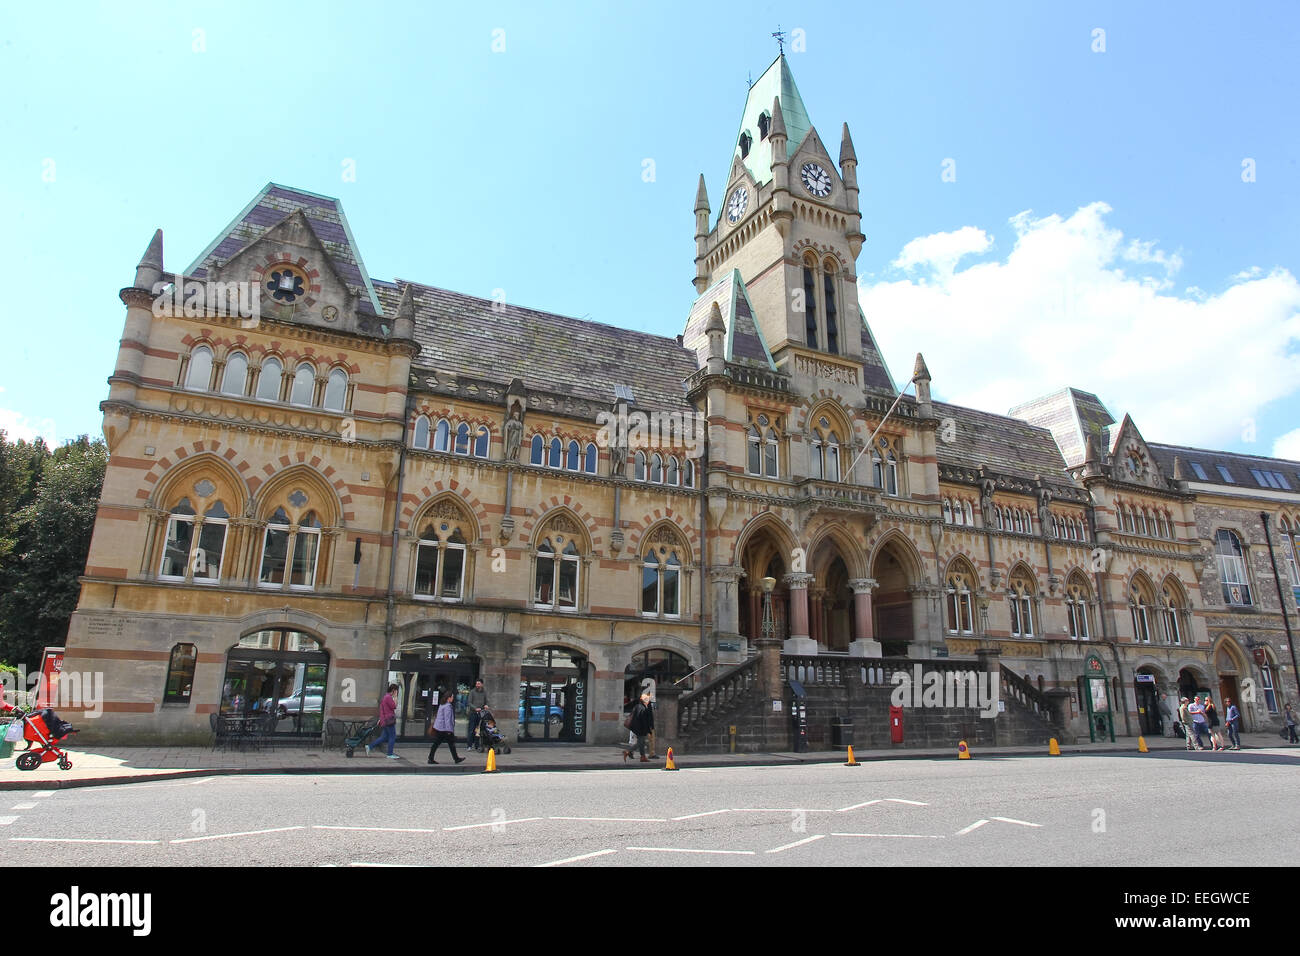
(767, 834, 827, 854)
(536, 848, 618, 867)
(957, 817, 1042, 835)
(956, 820, 989, 835)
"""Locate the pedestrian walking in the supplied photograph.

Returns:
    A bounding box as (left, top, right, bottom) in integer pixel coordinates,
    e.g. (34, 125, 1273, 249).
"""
(467, 680, 489, 752)
(1224, 698, 1241, 750)
(1187, 695, 1209, 751)
(427, 691, 466, 765)
(1285, 703, 1298, 744)
(1178, 697, 1194, 751)
(366, 683, 400, 759)
(623, 692, 654, 763)
(1204, 696, 1225, 751)
(1160, 694, 1176, 738)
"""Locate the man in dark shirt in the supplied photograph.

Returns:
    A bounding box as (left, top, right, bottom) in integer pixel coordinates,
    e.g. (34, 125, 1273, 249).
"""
(467, 680, 489, 752)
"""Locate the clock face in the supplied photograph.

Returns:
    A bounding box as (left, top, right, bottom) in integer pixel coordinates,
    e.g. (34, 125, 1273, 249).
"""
(726, 186, 749, 223)
(801, 162, 832, 198)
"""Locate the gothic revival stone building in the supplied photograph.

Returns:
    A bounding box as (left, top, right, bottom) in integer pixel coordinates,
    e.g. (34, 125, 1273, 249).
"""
(65, 55, 1299, 747)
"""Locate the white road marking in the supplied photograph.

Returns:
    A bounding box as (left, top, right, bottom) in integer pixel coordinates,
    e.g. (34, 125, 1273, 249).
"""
(314, 825, 442, 834)
(836, 800, 881, 811)
(348, 862, 404, 867)
(11, 803, 37, 810)
(732, 808, 834, 814)
(32, 791, 55, 798)
(171, 825, 304, 844)
(626, 846, 756, 855)
(535, 848, 619, 867)
(956, 817, 1042, 835)
(831, 832, 945, 839)
(12, 837, 160, 845)
(956, 820, 989, 835)
(884, 799, 930, 806)
(766, 835, 827, 854)
(0, 817, 18, 826)
(990, 816, 1042, 827)
(549, 816, 666, 823)
(672, 809, 732, 820)
(442, 817, 542, 832)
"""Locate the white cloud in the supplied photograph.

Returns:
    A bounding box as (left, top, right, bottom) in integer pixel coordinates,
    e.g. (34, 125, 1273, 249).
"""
(891, 225, 992, 278)
(0, 408, 58, 444)
(1273, 428, 1300, 463)
(859, 202, 1300, 450)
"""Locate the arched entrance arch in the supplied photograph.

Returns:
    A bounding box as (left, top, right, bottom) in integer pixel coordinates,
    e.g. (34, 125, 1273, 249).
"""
(220, 627, 329, 738)
(1133, 663, 1168, 736)
(1177, 665, 1212, 701)
(810, 532, 859, 653)
(1213, 636, 1251, 732)
(737, 520, 794, 644)
(387, 636, 481, 741)
(870, 533, 922, 657)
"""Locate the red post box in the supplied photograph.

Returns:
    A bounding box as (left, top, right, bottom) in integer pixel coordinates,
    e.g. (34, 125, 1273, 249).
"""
(889, 704, 904, 744)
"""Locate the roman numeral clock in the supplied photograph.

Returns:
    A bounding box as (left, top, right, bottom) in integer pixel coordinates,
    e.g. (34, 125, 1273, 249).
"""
(726, 185, 749, 223)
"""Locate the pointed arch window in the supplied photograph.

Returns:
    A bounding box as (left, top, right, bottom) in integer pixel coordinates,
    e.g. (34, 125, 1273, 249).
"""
(454, 423, 471, 456)
(995, 507, 1004, 531)
(1066, 577, 1091, 640)
(1130, 579, 1155, 643)
(823, 262, 839, 355)
(259, 506, 322, 591)
(1161, 583, 1183, 645)
(159, 498, 197, 580)
(534, 534, 580, 610)
(290, 362, 315, 407)
(185, 346, 213, 391)
(1008, 570, 1036, 637)
(757, 112, 770, 140)
(642, 546, 682, 618)
(963, 501, 974, 526)
(257, 357, 282, 401)
(1215, 530, 1252, 605)
(548, 437, 562, 469)
(739, 132, 752, 159)
(474, 425, 490, 459)
(323, 368, 348, 411)
(434, 419, 451, 453)
(583, 443, 598, 474)
(945, 567, 975, 635)
(413, 416, 431, 450)
(683, 459, 695, 488)
(764, 428, 779, 478)
(530, 434, 544, 466)
(748, 426, 762, 476)
(943, 499, 953, 523)
(650, 453, 663, 484)
(566, 440, 580, 471)
(803, 259, 818, 348)
(634, 451, 647, 481)
(221, 352, 248, 396)
(414, 522, 467, 602)
(666, 456, 680, 486)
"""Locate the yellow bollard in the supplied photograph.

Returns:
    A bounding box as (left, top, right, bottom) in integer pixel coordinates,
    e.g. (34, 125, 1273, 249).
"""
(1049, 738, 1061, 755)
(958, 740, 971, 759)
(483, 748, 498, 773)
(1138, 736, 1148, 753)
(663, 746, 678, 771)
(845, 745, 861, 767)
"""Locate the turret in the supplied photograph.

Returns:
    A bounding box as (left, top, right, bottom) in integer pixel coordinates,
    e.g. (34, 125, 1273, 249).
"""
(134, 229, 164, 291)
(705, 302, 727, 375)
(693, 175, 711, 293)
(393, 282, 416, 341)
(107, 230, 166, 420)
(769, 97, 792, 237)
(840, 124, 865, 257)
(912, 352, 932, 416)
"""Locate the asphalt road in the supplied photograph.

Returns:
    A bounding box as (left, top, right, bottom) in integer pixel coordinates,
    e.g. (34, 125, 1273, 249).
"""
(3, 749, 1297, 867)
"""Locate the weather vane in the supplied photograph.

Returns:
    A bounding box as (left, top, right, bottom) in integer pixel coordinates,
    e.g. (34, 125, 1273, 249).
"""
(772, 25, 786, 55)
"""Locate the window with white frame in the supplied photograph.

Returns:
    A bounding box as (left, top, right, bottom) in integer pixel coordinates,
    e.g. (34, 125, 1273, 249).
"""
(414, 522, 467, 602)
(530, 434, 544, 465)
(1130, 579, 1155, 643)
(257, 357, 282, 401)
(534, 534, 580, 610)
(433, 419, 451, 453)
(413, 416, 431, 450)
(221, 352, 248, 396)
(1065, 576, 1091, 639)
(1161, 583, 1183, 645)
(1215, 530, 1252, 605)
(747, 415, 779, 478)
(641, 545, 682, 618)
(184, 346, 213, 391)
(323, 368, 348, 411)
(159, 497, 228, 584)
(1280, 516, 1300, 608)
(1008, 570, 1036, 637)
(259, 505, 322, 591)
(290, 362, 315, 407)
(945, 565, 975, 635)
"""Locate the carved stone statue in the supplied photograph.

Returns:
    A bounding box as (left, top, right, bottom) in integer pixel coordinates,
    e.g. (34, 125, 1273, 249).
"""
(609, 404, 627, 478)
(503, 402, 524, 462)
(979, 477, 996, 527)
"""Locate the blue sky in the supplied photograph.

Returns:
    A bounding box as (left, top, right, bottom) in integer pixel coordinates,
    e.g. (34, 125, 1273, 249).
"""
(2, 0, 1297, 459)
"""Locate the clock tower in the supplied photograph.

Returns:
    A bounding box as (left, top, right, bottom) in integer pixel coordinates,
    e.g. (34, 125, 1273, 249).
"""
(691, 54, 895, 395)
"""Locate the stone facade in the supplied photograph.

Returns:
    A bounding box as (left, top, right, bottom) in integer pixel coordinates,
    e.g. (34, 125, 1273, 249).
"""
(62, 55, 1300, 748)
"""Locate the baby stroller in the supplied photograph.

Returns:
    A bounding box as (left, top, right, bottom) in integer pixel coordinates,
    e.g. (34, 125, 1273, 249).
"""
(12, 707, 77, 771)
(476, 707, 511, 755)
(344, 717, 381, 757)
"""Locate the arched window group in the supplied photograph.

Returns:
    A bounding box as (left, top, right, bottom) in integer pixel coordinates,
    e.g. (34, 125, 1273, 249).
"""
(942, 498, 975, 527)
(1065, 574, 1091, 639)
(945, 562, 976, 635)
(633, 451, 694, 487)
(159, 497, 229, 584)
(1116, 501, 1174, 539)
(1008, 568, 1036, 637)
(1130, 577, 1156, 643)
(182, 346, 350, 412)
(800, 252, 840, 354)
(415, 417, 491, 458)
(994, 506, 1035, 535)
(641, 529, 687, 619)
(1215, 530, 1251, 606)
(1051, 513, 1085, 541)
(747, 414, 780, 478)
(414, 521, 468, 603)
(808, 414, 846, 483)
(529, 435, 598, 474)
(871, 438, 898, 496)
(1161, 582, 1184, 645)
(259, 505, 323, 591)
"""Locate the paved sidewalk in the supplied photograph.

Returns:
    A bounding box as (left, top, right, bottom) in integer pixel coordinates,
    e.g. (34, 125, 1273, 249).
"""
(0, 732, 1293, 790)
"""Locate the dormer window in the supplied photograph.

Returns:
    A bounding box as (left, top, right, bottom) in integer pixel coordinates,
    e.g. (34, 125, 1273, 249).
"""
(758, 113, 771, 140)
(739, 132, 752, 159)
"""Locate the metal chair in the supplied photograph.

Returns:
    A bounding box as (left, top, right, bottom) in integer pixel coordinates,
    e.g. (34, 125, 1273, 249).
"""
(323, 718, 345, 751)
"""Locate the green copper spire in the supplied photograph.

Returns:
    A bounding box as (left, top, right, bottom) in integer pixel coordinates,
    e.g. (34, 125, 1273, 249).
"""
(730, 55, 813, 192)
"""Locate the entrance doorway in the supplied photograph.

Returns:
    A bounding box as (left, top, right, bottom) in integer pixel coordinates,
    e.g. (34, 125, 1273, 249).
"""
(1135, 674, 1163, 735)
(519, 646, 588, 742)
(387, 639, 479, 742)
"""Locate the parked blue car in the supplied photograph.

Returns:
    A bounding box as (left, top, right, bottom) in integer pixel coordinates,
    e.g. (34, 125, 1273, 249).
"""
(518, 697, 563, 726)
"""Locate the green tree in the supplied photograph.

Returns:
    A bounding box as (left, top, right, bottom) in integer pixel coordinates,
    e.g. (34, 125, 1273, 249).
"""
(0, 436, 107, 667)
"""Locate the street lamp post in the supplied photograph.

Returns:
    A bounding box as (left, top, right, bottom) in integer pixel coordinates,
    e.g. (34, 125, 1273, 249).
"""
(761, 575, 776, 642)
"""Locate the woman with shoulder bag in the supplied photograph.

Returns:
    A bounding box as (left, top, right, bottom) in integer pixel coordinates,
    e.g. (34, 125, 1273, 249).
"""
(427, 691, 466, 765)
(623, 692, 654, 763)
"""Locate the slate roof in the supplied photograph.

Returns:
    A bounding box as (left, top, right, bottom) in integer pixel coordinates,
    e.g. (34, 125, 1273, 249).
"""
(184, 183, 384, 316)
(373, 280, 699, 413)
(933, 399, 1074, 488)
(1147, 442, 1300, 492)
(1008, 387, 1116, 468)
(681, 271, 775, 368)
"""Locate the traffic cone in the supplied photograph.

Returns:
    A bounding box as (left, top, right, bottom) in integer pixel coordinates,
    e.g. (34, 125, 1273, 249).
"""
(1138, 736, 1148, 753)
(957, 740, 970, 759)
(1048, 738, 1061, 755)
(844, 746, 861, 767)
(483, 748, 498, 773)
(663, 747, 678, 771)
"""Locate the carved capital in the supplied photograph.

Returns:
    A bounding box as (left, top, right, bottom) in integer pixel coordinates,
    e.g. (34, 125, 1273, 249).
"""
(784, 572, 815, 590)
(848, 577, 878, 595)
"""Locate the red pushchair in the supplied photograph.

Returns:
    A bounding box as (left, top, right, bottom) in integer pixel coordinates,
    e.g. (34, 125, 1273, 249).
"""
(10, 707, 77, 771)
